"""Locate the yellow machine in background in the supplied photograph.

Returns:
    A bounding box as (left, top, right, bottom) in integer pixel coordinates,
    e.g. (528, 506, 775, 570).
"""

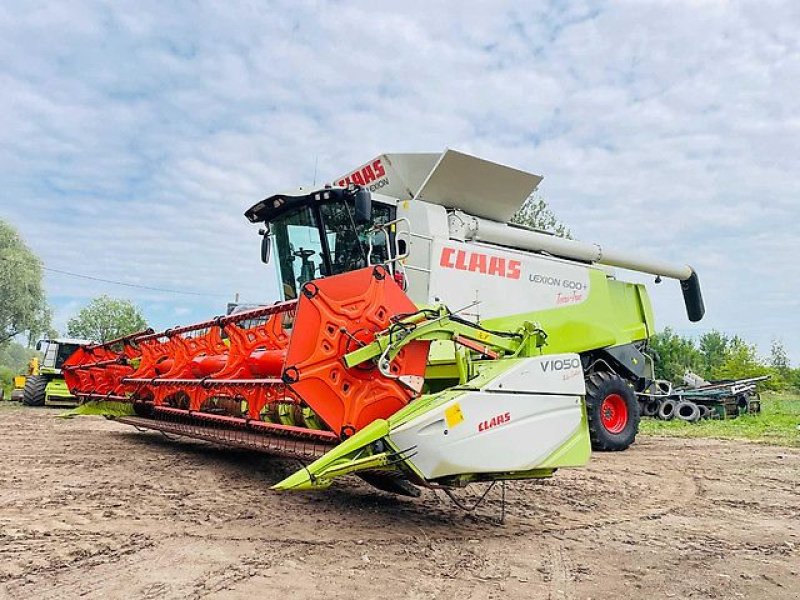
(10, 357, 39, 402)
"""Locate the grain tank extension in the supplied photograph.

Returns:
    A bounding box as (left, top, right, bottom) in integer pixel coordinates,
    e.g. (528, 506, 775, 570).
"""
(65, 150, 704, 496)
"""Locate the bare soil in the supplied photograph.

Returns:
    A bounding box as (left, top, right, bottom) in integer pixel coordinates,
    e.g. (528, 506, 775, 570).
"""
(0, 404, 797, 599)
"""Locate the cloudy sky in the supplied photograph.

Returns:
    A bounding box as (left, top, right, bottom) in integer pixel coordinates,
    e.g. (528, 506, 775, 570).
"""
(1, 0, 798, 362)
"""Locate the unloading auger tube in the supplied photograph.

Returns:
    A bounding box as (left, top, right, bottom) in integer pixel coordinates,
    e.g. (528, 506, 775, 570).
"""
(447, 210, 705, 322)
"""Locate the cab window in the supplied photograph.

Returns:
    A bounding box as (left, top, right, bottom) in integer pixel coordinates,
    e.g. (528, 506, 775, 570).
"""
(318, 201, 393, 276)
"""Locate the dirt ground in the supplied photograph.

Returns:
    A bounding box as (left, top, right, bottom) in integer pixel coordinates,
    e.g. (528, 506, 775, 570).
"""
(0, 405, 797, 600)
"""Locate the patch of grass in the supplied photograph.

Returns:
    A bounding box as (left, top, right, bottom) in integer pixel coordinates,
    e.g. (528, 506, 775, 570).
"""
(639, 391, 800, 448)
(58, 400, 135, 418)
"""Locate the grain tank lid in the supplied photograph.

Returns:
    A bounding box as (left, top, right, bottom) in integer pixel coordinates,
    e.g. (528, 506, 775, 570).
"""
(413, 149, 543, 222)
(334, 149, 543, 222)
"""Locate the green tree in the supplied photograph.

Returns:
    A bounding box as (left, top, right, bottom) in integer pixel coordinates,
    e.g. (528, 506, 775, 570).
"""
(511, 195, 571, 238)
(66, 295, 147, 343)
(712, 336, 772, 387)
(649, 327, 702, 383)
(698, 330, 730, 376)
(0, 220, 51, 344)
(0, 340, 39, 373)
(768, 339, 790, 390)
(769, 339, 789, 371)
(790, 367, 800, 392)
(0, 340, 41, 393)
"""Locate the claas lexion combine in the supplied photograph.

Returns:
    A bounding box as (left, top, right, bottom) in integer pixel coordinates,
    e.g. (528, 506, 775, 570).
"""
(64, 150, 705, 497)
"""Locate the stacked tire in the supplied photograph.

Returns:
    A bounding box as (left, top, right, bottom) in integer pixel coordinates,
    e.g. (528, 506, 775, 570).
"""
(675, 400, 701, 422)
(653, 397, 717, 421)
(658, 399, 677, 420)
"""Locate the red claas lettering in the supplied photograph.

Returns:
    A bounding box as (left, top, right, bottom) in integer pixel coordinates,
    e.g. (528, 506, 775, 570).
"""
(337, 159, 386, 187)
(440, 248, 522, 280)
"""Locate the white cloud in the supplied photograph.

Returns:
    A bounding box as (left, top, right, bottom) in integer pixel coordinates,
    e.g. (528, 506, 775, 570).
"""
(0, 0, 798, 361)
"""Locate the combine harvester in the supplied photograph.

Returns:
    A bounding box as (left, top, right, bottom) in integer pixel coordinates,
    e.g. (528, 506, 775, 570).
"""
(64, 150, 705, 497)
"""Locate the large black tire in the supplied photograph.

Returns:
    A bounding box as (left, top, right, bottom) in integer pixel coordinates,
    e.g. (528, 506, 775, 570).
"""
(675, 400, 701, 422)
(585, 371, 640, 451)
(658, 399, 677, 421)
(642, 398, 660, 417)
(22, 375, 47, 406)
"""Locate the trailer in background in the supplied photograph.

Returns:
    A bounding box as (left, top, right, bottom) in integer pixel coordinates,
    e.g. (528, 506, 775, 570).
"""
(640, 372, 768, 422)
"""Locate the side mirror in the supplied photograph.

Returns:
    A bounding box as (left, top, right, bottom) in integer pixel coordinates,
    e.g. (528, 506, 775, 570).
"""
(259, 229, 271, 264)
(353, 187, 372, 225)
(35, 340, 42, 351)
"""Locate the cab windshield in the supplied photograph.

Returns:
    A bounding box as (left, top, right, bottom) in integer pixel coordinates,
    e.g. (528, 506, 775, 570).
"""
(43, 342, 81, 370)
(270, 200, 393, 299)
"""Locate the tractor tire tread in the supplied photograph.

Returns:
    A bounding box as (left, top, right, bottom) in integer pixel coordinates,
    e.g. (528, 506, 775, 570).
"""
(585, 371, 640, 452)
(22, 375, 47, 407)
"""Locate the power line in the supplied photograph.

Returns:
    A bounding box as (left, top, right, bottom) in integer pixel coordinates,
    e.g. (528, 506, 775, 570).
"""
(42, 266, 228, 298)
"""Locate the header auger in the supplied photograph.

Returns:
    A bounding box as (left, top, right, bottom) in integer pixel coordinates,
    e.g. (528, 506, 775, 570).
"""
(64, 149, 705, 498)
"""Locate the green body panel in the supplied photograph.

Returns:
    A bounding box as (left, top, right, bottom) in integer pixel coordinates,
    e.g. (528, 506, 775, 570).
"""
(422, 272, 655, 383)
(44, 377, 77, 406)
(535, 407, 591, 469)
(482, 271, 654, 354)
(273, 419, 392, 491)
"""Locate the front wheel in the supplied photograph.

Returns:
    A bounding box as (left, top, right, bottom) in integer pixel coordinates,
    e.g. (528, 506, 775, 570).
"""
(585, 371, 640, 451)
(22, 375, 47, 407)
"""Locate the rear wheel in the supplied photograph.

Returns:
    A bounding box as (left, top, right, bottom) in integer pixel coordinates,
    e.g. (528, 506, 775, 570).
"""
(585, 371, 640, 451)
(22, 375, 47, 407)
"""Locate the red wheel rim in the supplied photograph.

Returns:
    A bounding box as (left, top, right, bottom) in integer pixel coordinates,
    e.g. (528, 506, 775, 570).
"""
(600, 393, 628, 434)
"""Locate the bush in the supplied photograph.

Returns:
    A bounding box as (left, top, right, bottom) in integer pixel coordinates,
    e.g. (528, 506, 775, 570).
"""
(0, 365, 14, 394)
(649, 329, 796, 392)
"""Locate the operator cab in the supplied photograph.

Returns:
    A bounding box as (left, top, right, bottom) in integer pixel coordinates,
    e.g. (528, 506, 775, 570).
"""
(36, 338, 92, 371)
(245, 186, 394, 300)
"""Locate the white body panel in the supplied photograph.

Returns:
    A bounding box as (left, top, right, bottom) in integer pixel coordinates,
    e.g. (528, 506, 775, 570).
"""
(390, 356, 586, 480)
(426, 238, 592, 320)
(484, 354, 586, 395)
(334, 149, 541, 222)
(333, 153, 439, 199)
(395, 198, 600, 316)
